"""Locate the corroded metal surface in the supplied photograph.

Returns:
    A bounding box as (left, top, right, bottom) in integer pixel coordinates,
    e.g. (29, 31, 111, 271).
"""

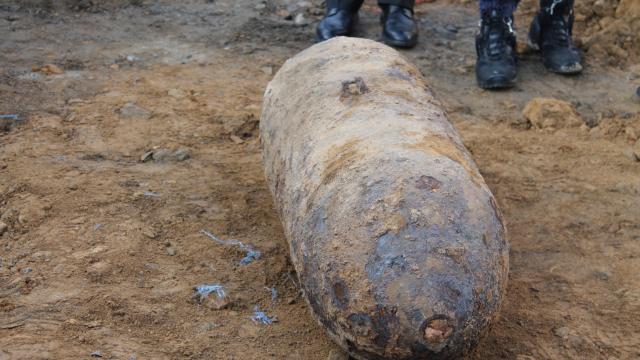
(261, 37, 509, 360)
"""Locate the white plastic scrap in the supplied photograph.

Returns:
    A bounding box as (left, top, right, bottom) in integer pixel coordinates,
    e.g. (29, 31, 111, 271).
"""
(251, 307, 275, 325)
(265, 287, 278, 301)
(201, 229, 262, 265)
(193, 283, 226, 303)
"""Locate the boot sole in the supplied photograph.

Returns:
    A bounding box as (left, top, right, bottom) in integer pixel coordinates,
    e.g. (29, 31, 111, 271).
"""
(315, 14, 359, 43)
(381, 33, 418, 49)
(316, 32, 350, 43)
(545, 62, 583, 74)
(527, 36, 583, 74)
(478, 76, 517, 90)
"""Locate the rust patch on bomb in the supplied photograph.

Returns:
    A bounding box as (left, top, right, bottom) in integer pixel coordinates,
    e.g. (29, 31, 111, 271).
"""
(423, 316, 454, 349)
(347, 313, 374, 337)
(407, 134, 484, 188)
(321, 139, 364, 185)
(331, 279, 350, 309)
(435, 246, 466, 264)
(416, 175, 442, 191)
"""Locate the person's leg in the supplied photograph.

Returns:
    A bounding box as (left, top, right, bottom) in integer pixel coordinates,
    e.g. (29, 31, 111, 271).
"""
(316, 0, 365, 42)
(478, 0, 518, 19)
(378, 0, 415, 7)
(378, 0, 418, 48)
(528, 0, 582, 73)
(327, 0, 365, 12)
(475, 0, 520, 89)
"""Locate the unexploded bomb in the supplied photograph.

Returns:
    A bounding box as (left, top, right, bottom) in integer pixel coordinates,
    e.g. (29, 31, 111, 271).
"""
(261, 37, 509, 360)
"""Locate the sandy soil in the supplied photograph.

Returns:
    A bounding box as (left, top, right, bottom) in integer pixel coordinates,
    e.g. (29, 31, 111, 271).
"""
(1, 1, 639, 359)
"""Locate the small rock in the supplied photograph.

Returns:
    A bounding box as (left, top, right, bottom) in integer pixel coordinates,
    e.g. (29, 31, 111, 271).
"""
(166, 247, 176, 256)
(516, 356, 536, 360)
(327, 348, 349, 360)
(294, 13, 308, 26)
(522, 98, 584, 130)
(87, 261, 110, 278)
(632, 139, 640, 160)
(34, 64, 64, 75)
(120, 179, 140, 187)
(0, 114, 22, 131)
(623, 147, 639, 162)
(553, 326, 570, 339)
(444, 24, 459, 33)
(593, 270, 611, 281)
(625, 126, 638, 142)
(140, 151, 154, 162)
(143, 191, 160, 198)
(204, 294, 231, 310)
(17, 213, 28, 224)
(255, 3, 266, 10)
(607, 223, 620, 233)
(277, 9, 292, 20)
(200, 322, 220, 331)
(168, 88, 186, 98)
(453, 65, 468, 75)
(126, 55, 141, 63)
(67, 98, 85, 105)
(261, 66, 273, 75)
(0, 221, 7, 236)
(635, 86, 640, 100)
(90, 351, 103, 358)
(70, 216, 86, 225)
(119, 102, 151, 119)
(142, 228, 157, 239)
(593, 0, 616, 17)
(230, 135, 245, 144)
(151, 148, 172, 162)
(174, 148, 190, 161)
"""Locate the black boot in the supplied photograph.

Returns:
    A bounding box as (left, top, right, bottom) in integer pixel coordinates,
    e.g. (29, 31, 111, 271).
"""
(528, 0, 582, 74)
(475, 10, 518, 89)
(316, 1, 361, 42)
(380, 5, 418, 48)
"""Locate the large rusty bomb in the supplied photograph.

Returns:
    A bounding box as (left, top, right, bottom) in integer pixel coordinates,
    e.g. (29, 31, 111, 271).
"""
(260, 37, 509, 359)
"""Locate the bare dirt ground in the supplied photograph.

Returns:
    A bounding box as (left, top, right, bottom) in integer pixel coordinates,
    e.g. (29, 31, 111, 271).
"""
(1, 0, 639, 359)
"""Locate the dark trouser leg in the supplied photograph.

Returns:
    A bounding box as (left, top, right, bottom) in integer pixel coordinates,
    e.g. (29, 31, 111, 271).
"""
(478, 0, 520, 17)
(539, 0, 574, 10)
(378, 0, 415, 8)
(326, 0, 365, 12)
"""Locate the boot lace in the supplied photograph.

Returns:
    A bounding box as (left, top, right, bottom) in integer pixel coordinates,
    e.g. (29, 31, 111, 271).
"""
(546, 0, 572, 46)
(483, 15, 514, 61)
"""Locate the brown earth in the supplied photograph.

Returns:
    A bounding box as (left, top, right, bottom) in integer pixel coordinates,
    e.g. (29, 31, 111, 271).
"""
(1, 0, 639, 359)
